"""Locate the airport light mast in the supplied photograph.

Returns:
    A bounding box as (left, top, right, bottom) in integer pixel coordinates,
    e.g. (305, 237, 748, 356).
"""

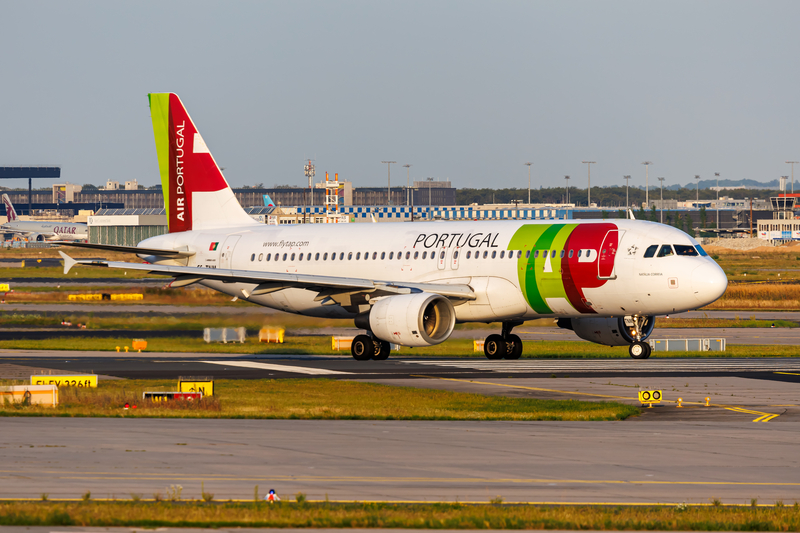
(403, 164, 411, 206)
(695, 175, 700, 205)
(658, 177, 665, 223)
(304, 159, 315, 222)
(642, 161, 652, 208)
(525, 162, 532, 204)
(564, 175, 570, 204)
(582, 161, 595, 207)
(715, 172, 720, 230)
(382, 161, 396, 205)
(623, 175, 631, 209)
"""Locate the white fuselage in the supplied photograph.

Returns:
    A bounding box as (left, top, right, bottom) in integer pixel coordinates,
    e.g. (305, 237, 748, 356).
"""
(2, 220, 88, 241)
(140, 218, 727, 322)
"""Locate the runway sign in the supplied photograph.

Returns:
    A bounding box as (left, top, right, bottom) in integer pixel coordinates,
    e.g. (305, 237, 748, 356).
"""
(638, 390, 662, 404)
(1, 385, 58, 406)
(31, 375, 97, 388)
(178, 379, 214, 397)
(0, 283, 9, 291)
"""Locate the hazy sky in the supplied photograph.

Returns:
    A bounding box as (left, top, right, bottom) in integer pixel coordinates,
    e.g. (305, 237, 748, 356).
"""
(2, 1, 799, 192)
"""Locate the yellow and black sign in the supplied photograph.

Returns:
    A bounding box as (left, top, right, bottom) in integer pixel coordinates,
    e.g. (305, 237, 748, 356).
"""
(0, 283, 9, 292)
(31, 375, 98, 388)
(638, 389, 662, 404)
(179, 379, 214, 397)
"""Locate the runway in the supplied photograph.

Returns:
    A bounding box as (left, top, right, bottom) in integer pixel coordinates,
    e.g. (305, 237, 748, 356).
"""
(1, 417, 798, 504)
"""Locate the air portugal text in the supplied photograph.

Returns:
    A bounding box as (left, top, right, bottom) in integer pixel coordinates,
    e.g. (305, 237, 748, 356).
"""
(413, 232, 500, 249)
(174, 120, 186, 222)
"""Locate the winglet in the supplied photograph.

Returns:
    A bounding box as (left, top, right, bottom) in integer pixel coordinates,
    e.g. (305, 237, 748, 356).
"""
(627, 208, 636, 220)
(59, 251, 77, 274)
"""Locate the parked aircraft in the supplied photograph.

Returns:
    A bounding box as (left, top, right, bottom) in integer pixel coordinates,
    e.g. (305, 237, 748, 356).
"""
(59, 93, 727, 360)
(2, 194, 87, 242)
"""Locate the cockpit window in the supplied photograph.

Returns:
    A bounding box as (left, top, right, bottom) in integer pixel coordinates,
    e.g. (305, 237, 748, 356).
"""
(674, 245, 699, 256)
(643, 245, 658, 258)
(657, 245, 674, 258)
(695, 245, 708, 256)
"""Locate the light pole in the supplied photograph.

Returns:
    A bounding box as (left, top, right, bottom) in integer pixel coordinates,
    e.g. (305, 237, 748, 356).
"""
(403, 164, 411, 206)
(382, 161, 396, 205)
(715, 172, 720, 229)
(787, 161, 798, 194)
(624, 175, 631, 208)
(564, 175, 570, 204)
(525, 162, 532, 204)
(642, 161, 652, 208)
(582, 161, 595, 207)
(304, 160, 315, 222)
(658, 177, 665, 223)
(694, 175, 700, 205)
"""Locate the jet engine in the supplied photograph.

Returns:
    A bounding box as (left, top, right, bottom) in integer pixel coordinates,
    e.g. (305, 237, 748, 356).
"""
(558, 316, 655, 346)
(357, 293, 456, 347)
(28, 233, 44, 242)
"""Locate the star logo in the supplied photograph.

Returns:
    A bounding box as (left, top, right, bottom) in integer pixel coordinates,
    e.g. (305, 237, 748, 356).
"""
(627, 245, 638, 256)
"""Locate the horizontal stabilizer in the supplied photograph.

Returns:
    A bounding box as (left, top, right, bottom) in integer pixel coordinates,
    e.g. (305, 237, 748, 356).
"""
(55, 241, 195, 258)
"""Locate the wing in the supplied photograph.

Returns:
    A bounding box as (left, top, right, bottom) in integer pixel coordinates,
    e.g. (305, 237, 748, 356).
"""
(58, 251, 476, 305)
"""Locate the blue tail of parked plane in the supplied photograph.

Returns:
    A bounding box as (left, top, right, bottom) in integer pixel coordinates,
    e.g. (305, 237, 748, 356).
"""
(263, 194, 275, 207)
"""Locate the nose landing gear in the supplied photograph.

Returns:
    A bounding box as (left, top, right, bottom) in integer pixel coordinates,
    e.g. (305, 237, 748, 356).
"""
(627, 315, 652, 359)
(484, 321, 524, 360)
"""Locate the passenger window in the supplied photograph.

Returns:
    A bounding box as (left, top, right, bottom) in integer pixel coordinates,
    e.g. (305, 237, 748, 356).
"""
(439, 251, 445, 259)
(491, 251, 497, 259)
(414, 251, 419, 259)
(298, 253, 303, 261)
(643, 245, 658, 258)
(499, 251, 505, 259)
(578, 250, 582, 258)
(348, 252, 353, 260)
(291, 253, 295, 261)
(483, 251, 488, 259)
(372, 252, 377, 260)
(466, 251, 471, 259)
(250, 253, 255, 262)
(568, 250, 573, 258)
(266, 253, 271, 261)
(282, 253, 287, 261)
(422, 251, 427, 259)
(356, 252, 361, 260)
(315, 253, 320, 260)
(560, 250, 565, 258)
(551, 250, 556, 258)
(323, 253, 328, 260)
(406, 251, 411, 260)
(674, 245, 698, 256)
(526, 250, 530, 259)
(380, 252, 385, 260)
(258, 253, 263, 261)
(657, 245, 674, 258)
(331, 253, 336, 261)
(389, 252, 394, 260)
(339, 252, 344, 260)
(454, 250, 459, 259)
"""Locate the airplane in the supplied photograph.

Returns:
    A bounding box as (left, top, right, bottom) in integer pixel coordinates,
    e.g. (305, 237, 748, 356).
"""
(58, 93, 728, 361)
(2, 194, 88, 242)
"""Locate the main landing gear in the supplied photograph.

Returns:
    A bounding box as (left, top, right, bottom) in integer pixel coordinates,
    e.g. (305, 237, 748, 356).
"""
(627, 315, 652, 359)
(351, 334, 390, 361)
(484, 321, 523, 360)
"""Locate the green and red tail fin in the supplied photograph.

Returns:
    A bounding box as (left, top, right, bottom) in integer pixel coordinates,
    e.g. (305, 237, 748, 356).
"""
(148, 93, 257, 233)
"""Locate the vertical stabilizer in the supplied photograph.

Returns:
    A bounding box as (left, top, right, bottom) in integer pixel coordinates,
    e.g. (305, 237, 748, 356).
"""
(148, 93, 257, 233)
(2, 194, 17, 221)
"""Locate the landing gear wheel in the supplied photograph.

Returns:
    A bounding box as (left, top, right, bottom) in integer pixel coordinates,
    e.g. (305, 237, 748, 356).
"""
(629, 341, 651, 360)
(504, 334, 523, 360)
(351, 334, 374, 361)
(484, 334, 505, 359)
(372, 339, 391, 360)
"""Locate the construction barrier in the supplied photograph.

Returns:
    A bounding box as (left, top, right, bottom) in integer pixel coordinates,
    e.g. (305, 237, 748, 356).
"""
(0, 385, 58, 406)
(68, 293, 143, 301)
(473, 340, 485, 352)
(203, 327, 246, 343)
(259, 328, 285, 343)
(31, 374, 97, 388)
(649, 338, 726, 352)
(332, 336, 355, 350)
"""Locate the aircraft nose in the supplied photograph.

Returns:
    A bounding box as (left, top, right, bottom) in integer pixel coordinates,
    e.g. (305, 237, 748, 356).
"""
(691, 261, 728, 305)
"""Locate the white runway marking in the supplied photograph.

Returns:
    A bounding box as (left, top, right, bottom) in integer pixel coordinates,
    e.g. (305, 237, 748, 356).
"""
(198, 360, 352, 375)
(399, 358, 800, 373)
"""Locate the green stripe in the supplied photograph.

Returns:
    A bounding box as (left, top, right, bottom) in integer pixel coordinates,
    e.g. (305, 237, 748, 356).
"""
(509, 225, 551, 313)
(148, 93, 171, 222)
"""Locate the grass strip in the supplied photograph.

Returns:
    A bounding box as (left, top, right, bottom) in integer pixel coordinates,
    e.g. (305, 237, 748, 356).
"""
(1, 501, 799, 529)
(2, 335, 800, 357)
(0, 378, 638, 421)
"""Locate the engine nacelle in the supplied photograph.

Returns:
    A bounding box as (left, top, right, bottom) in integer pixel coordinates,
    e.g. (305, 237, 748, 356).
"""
(558, 316, 655, 346)
(29, 233, 44, 242)
(361, 293, 456, 347)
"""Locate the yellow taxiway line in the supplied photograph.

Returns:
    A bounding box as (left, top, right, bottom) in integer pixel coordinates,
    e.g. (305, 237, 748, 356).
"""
(413, 375, 782, 423)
